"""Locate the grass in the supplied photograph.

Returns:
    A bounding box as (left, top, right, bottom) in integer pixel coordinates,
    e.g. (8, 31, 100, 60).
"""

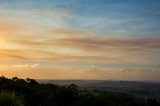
(0, 90, 24, 106)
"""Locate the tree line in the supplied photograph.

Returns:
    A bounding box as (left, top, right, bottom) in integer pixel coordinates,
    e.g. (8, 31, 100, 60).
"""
(0, 76, 159, 106)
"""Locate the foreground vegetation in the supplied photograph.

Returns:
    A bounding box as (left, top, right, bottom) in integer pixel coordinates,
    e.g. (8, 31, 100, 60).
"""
(0, 76, 159, 106)
(0, 91, 24, 106)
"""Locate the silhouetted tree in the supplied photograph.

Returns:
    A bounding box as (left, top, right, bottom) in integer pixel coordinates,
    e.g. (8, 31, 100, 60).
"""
(26, 78, 39, 86)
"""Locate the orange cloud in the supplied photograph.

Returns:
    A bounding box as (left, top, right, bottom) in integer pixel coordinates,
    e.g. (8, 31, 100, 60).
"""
(12, 63, 39, 68)
(48, 37, 160, 51)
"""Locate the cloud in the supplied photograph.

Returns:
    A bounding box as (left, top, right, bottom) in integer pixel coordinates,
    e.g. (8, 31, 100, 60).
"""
(0, 49, 120, 62)
(50, 28, 97, 38)
(5, 35, 159, 52)
(122, 68, 153, 72)
(48, 37, 160, 52)
(0, 49, 66, 61)
(12, 63, 39, 68)
(1, 34, 160, 65)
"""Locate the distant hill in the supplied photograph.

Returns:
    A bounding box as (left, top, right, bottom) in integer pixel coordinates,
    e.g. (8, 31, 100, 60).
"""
(38, 80, 160, 100)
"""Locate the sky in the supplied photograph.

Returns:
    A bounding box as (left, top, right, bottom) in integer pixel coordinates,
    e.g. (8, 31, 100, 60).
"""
(0, 0, 160, 80)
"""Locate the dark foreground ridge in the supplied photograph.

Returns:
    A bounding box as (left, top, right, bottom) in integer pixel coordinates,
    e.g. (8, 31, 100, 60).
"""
(0, 76, 160, 106)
